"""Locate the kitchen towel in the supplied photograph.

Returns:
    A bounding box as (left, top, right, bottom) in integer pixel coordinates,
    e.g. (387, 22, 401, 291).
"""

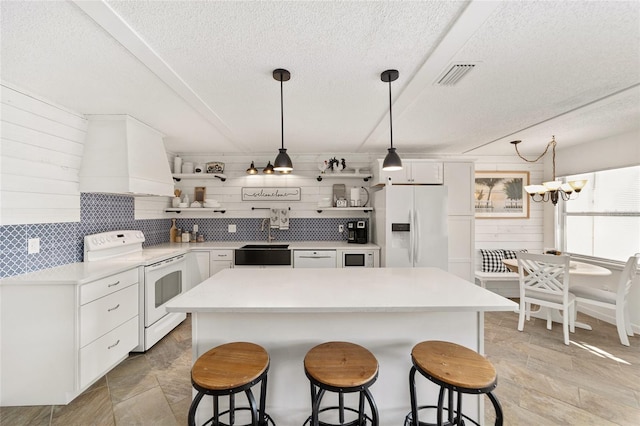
(279, 208, 289, 230)
(270, 208, 279, 229)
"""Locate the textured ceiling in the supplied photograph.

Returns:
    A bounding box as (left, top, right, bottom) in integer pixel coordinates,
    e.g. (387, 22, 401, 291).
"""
(1, 0, 639, 157)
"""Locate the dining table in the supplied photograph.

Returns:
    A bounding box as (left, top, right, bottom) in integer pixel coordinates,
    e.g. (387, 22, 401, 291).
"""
(502, 257, 612, 330)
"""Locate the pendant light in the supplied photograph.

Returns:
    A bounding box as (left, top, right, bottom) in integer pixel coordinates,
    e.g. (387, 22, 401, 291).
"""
(273, 68, 293, 172)
(246, 161, 258, 175)
(263, 161, 274, 174)
(381, 69, 402, 171)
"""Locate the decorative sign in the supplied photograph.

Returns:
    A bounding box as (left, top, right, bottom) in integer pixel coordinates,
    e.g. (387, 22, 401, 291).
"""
(475, 171, 530, 219)
(242, 187, 301, 202)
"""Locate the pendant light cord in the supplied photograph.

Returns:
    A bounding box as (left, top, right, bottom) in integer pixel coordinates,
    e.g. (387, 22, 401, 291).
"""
(280, 73, 284, 150)
(388, 79, 393, 149)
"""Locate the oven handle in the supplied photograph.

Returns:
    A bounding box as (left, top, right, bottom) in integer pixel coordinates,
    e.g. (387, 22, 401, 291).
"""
(146, 254, 185, 271)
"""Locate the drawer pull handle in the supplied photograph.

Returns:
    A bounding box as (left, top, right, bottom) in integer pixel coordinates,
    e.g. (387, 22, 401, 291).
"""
(107, 281, 121, 288)
(108, 340, 120, 350)
(107, 304, 120, 312)
(217, 254, 227, 257)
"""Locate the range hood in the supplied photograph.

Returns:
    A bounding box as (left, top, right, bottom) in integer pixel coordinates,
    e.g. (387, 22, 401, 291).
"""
(79, 115, 174, 197)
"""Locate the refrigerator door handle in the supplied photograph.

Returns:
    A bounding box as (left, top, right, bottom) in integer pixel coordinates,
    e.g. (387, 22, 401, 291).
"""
(409, 209, 414, 265)
(414, 209, 420, 263)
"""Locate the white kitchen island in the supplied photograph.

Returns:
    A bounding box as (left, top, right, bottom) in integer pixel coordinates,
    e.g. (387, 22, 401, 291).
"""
(166, 267, 517, 426)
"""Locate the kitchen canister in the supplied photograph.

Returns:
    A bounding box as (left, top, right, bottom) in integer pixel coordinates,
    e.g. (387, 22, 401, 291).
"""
(173, 155, 182, 174)
(182, 162, 194, 174)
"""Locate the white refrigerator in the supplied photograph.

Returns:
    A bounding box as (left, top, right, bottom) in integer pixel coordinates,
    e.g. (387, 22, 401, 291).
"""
(373, 185, 448, 269)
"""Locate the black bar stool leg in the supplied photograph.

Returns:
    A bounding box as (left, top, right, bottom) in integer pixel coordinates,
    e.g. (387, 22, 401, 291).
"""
(409, 367, 419, 426)
(487, 391, 503, 426)
(436, 386, 446, 426)
(188, 392, 205, 426)
(244, 388, 258, 425)
(259, 374, 268, 426)
(363, 387, 379, 426)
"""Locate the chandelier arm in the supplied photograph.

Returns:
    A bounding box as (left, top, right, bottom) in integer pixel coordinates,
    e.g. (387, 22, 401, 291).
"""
(513, 140, 552, 163)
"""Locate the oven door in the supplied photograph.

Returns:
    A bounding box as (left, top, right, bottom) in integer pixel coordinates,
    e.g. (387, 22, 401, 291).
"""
(144, 254, 186, 327)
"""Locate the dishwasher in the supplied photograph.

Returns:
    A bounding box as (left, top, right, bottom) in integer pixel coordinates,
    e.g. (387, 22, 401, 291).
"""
(293, 250, 337, 268)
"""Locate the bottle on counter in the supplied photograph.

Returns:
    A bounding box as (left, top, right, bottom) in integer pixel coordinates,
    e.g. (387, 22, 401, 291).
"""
(169, 218, 178, 242)
(190, 224, 199, 243)
(181, 230, 190, 243)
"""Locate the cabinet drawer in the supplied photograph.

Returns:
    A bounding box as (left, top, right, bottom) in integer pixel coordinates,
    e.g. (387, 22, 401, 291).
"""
(210, 250, 233, 260)
(80, 316, 138, 388)
(81, 268, 138, 305)
(80, 284, 138, 347)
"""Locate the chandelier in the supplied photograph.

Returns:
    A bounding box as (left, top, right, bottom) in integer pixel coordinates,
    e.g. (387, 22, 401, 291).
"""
(511, 135, 587, 205)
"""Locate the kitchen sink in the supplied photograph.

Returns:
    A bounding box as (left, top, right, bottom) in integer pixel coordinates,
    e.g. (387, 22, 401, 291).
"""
(241, 244, 289, 249)
(235, 245, 291, 266)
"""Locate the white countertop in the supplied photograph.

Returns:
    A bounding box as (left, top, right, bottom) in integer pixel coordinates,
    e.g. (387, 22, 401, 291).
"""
(154, 240, 380, 250)
(0, 260, 144, 286)
(167, 267, 517, 313)
(0, 241, 379, 285)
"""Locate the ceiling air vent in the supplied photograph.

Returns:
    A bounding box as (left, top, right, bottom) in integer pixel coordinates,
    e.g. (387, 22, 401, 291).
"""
(436, 63, 476, 86)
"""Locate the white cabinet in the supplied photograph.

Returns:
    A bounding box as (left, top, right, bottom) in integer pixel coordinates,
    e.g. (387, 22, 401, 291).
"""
(443, 162, 475, 215)
(188, 249, 234, 288)
(373, 159, 443, 185)
(189, 251, 211, 290)
(443, 161, 475, 281)
(210, 250, 234, 276)
(0, 267, 139, 406)
(293, 250, 337, 268)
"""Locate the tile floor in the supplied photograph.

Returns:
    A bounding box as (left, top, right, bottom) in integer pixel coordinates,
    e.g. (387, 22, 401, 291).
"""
(1, 309, 639, 425)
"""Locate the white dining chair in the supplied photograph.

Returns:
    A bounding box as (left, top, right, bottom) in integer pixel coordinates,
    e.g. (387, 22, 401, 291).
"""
(571, 253, 640, 346)
(517, 252, 575, 345)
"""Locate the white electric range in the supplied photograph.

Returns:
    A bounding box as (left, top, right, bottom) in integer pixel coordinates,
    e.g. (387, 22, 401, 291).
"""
(84, 230, 188, 352)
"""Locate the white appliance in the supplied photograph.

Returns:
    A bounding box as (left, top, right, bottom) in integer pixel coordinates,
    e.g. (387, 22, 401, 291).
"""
(293, 250, 337, 268)
(337, 249, 376, 268)
(84, 230, 187, 351)
(373, 185, 448, 269)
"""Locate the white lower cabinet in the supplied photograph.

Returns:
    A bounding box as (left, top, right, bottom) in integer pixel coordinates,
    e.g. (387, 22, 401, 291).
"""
(210, 250, 234, 276)
(189, 251, 211, 290)
(80, 316, 139, 388)
(0, 267, 139, 406)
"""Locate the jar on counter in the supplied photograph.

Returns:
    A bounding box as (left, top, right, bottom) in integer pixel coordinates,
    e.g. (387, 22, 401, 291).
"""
(181, 231, 190, 243)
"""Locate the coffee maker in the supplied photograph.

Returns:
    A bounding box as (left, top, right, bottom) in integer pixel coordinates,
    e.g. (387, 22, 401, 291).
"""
(347, 221, 368, 244)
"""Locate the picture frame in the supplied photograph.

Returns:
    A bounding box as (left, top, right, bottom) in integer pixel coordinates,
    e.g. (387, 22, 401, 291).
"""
(475, 171, 530, 219)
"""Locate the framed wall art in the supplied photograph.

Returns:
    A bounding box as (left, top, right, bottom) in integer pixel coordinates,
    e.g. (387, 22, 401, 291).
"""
(475, 171, 530, 219)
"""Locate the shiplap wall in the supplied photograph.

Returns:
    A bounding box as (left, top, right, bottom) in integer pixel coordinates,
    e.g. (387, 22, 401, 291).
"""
(135, 153, 380, 220)
(1, 83, 87, 225)
(474, 155, 546, 258)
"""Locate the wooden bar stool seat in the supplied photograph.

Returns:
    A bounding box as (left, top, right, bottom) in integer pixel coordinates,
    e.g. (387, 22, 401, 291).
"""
(188, 342, 274, 426)
(407, 341, 503, 426)
(304, 341, 379, 426)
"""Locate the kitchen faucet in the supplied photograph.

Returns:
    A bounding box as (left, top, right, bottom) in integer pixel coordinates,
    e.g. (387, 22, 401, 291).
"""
(261, 218, 276, 243)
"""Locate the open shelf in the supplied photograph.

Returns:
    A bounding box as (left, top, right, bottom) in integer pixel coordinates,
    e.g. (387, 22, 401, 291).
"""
(165, 208, 226, 214)
(316, 207, 373, 213)
(172, 173, 226, 182)
(317, 173, 371, 182)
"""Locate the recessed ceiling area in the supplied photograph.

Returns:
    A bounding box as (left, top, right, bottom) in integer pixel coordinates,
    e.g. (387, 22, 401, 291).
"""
(1, 1, 638, 157)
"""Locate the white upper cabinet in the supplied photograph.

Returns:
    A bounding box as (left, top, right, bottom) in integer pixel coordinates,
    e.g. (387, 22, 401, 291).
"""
(443, 161, 475, 216)
(372, 159, 443, 185)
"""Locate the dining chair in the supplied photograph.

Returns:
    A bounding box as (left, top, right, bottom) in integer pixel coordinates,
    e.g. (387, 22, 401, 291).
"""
(516, 252, 575, 345)
(571, 253, 640, 346)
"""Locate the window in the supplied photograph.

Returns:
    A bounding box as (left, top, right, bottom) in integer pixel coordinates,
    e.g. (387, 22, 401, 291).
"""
(560, 165, 640, 261)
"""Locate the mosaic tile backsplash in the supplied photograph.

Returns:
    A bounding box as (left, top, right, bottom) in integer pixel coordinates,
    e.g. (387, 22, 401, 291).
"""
(0, 193, 367, 278)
